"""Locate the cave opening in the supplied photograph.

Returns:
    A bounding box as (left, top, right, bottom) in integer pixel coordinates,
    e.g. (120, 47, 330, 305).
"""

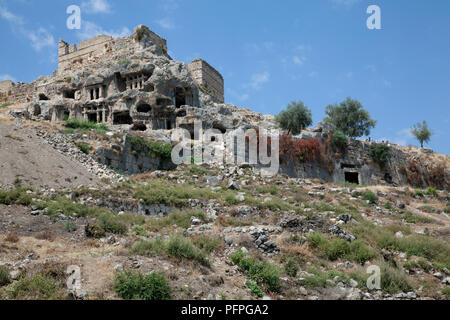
(113, 111, 133, 125)
(344, 172, 359, 185)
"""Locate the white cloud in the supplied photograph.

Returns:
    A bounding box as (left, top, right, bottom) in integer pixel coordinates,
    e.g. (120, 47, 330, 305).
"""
(390, 128, 414, 146)
(28, 28, 55, 52)
(81, 0, 112, 14)
(331, 0, 361, 6)
(243, 42, 274, 55)
(293, 56, 304, 66)
(245, 72, 270, 90)
(0, 6, 24, 24)
(0, 74, 16, 82)
(365, 64, 377, 73)
(383, 79, 392, 88)
(160, 0, 179, 12)
(155, 18, 175, 30)
(77, 21, 131, 40)
(0, 6, 55, 52)
(309, 71, 319, 78)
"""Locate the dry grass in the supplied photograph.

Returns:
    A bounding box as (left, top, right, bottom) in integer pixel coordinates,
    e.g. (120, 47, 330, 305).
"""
(35, 230, 55, 242)
(4, 231, 19, 243)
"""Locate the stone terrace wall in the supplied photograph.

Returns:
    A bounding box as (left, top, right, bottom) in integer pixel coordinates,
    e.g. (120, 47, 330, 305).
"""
(0, 81, 35, 104)
(188, 59, 224, 103)
(58, 35, 114, 74)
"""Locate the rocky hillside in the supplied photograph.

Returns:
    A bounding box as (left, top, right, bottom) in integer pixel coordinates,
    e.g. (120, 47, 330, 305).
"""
(0, 151, 449, 300)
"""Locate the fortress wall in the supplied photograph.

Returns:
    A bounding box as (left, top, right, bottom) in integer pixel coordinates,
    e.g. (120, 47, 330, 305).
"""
(0, 80, 14, 94)
(58, 35, 114, 73)
(187, 59, 224, 103)
(0, 81, 36, 104)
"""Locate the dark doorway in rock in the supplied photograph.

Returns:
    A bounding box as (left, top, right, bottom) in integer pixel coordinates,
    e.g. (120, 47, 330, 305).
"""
(33, 105, 41, 116)
(63, 90, 75, 99)
(113, 111, 133, 125)
(115, 73, 126, 92)
(384, 173, 393, 184)
(175, 88, 186, 108)
(131, 122, 147, 131)
(176, 110, 186, 118)
(63, 110, 70, 121)
(39, 94, 49, 101)
(157, 98, 172, 107)
(345, 172, 359, 185)
(88, 113, 97, 123)
(166, 119, 173, 130)
(137, 104, 152, 113)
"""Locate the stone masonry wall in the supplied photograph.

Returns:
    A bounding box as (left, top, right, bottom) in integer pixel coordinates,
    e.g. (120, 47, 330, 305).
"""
(58, 35, 114, 74)
(0, 80, 36, 104)
(188, 59, 224, 103)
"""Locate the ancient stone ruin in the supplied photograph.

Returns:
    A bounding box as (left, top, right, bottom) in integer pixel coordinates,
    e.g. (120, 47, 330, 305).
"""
(1, 25, 449, 190)
(1, 25, 226, 132)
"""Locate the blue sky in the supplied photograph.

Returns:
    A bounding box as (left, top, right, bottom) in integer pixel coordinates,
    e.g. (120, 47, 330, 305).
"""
(1, 0, 449, 154)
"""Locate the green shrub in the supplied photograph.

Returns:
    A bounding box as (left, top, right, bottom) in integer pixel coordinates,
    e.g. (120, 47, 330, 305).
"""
(9, 275, 61, 300)
(414, 189, 425, 197)
(166, 236, 210, 266)
(369, 143, 392, 167)
(0, 102, 12, 108)
(118, 58, 131, 66)
(0, 187, 33, 206)
(283, 258, 299, 277)
(62, 128, 75, 135)
(0, 266, 11, 287)
(135, 25, 151, 42)
(363, 190, 378, 204)
(307, 233, 376, 264)
(426, 187, 437, 196)
(353, 222, 450, 269)
(230, 250, 281, 292)
(384, 202, 392, 210)
(130, 136, 172, 160)
(96, 213, 128, 235)
(331, 130, 349, 151)
(402, 212, 433, 224)
(131, 236, 210, 267)
(225, 193, 241, 205)
(192, 236, 221, 254)
(132, 225, 147, 236)
(307, 232, 328, 249)
(65, 119, 108, 131)
(378, 260, 413, 294)
(187, 165, 212, 176)
(442, 287, 450, 298)
(403, 259, 432, 273)
(134, 181, 212, 207)
(114, 271, 171, 300)
(147, 210, 207, 231)
(301, 268, 331, 289)
(246, 280, 264, 297)
(64, 221, 77, 233)
(444, 205, 450, 214)
(75, 141, 90, 154)
(131, 238, 166, 256)
(347, 240, 377, 264)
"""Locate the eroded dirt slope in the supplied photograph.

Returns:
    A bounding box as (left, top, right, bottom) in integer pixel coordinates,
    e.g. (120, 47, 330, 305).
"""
(0, 123, 99, 189)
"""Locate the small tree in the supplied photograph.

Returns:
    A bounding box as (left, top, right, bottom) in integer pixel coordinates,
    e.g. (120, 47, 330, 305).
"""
(324, 97, 377, 138)
(411, 121, 433, 148)
(369, 143, 392, 168)
(275, 101, 312, 135)
(331, 130, 349, 152)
